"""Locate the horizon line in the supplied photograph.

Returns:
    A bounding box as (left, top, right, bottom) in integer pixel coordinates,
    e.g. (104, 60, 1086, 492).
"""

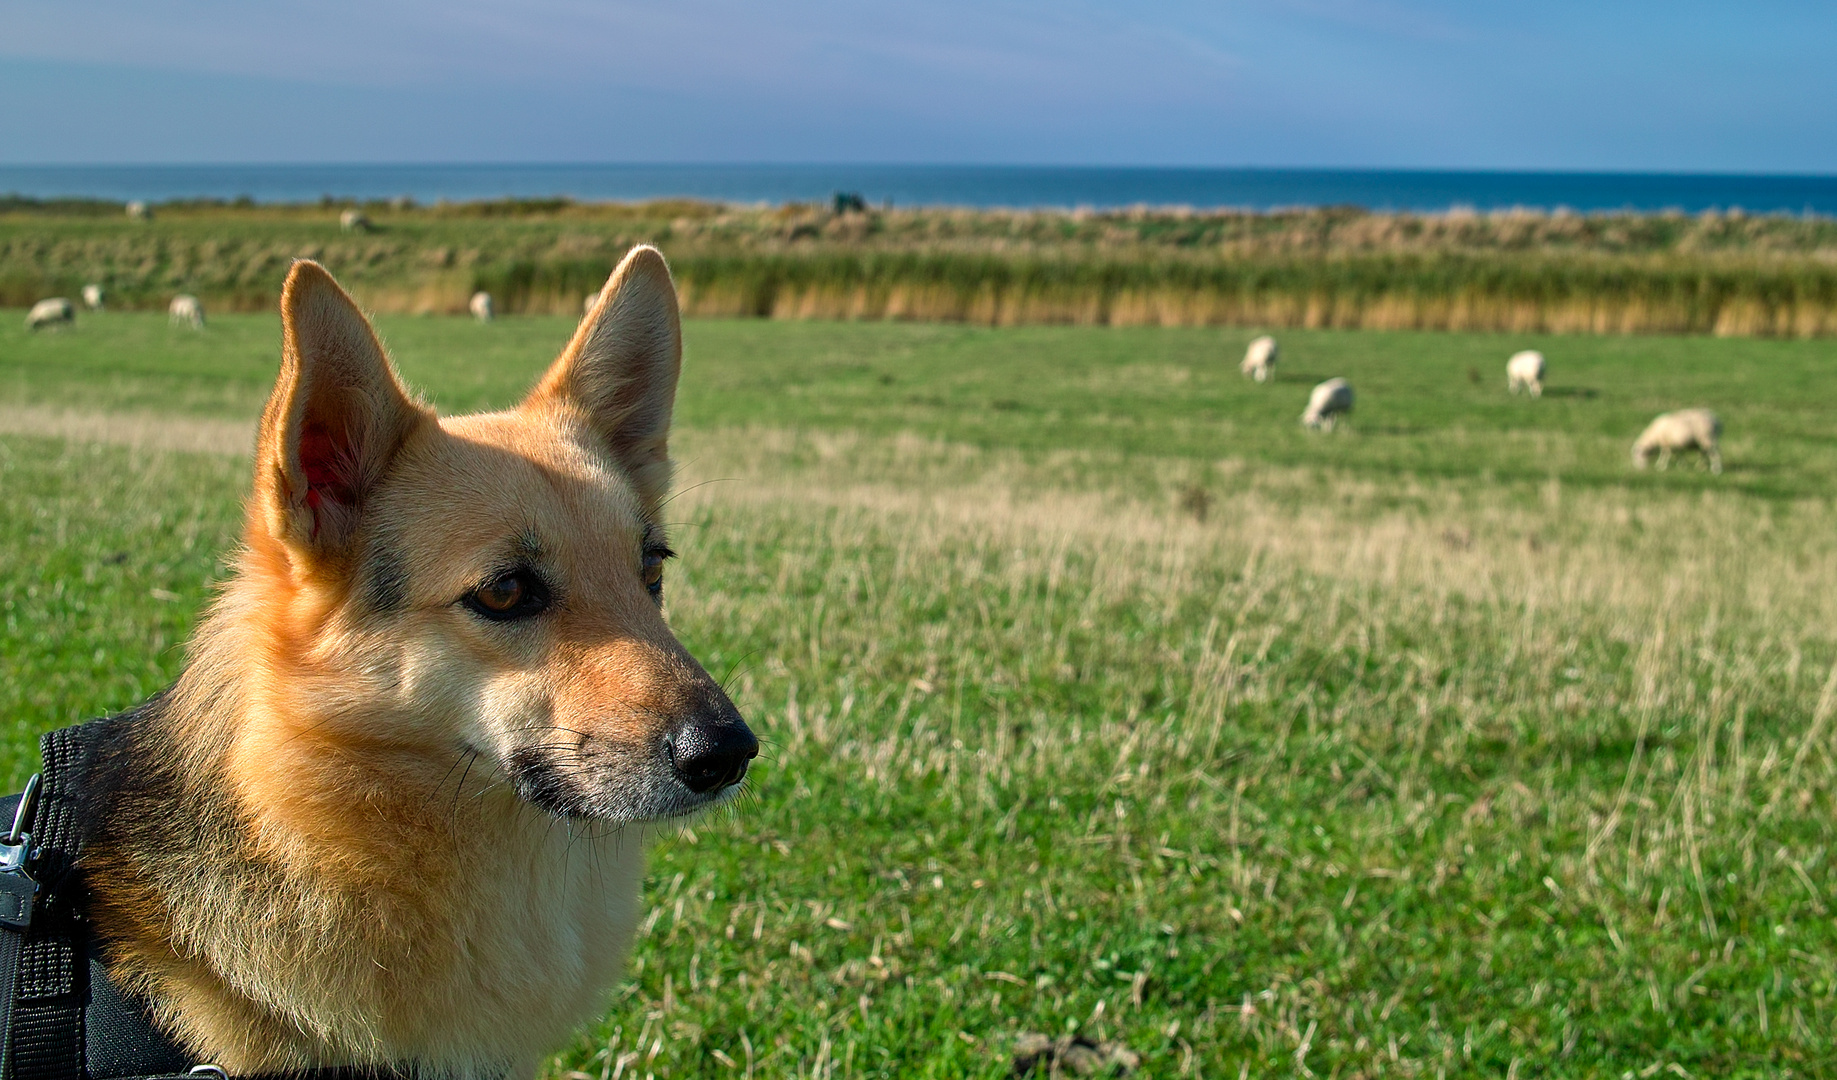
(3, 162, 1837, 181)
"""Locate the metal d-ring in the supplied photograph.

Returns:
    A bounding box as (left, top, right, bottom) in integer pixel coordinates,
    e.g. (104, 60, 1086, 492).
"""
(188, 1066, 230, 1080)
(5, 773, 40, 847)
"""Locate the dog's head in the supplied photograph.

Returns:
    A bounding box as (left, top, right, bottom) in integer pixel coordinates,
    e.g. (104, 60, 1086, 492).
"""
(245, 246, 754, 823)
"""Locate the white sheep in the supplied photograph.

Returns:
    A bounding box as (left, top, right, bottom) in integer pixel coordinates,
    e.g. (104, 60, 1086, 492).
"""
(339, 208, 371, 233)
(81, 284, 106, 311)
(1240, 335, 1279, 382)
(1302, 378, 1354, 431)
(1632, 409, 1721, 474)
(169, 294, 206, 330)
(126, 200, 151, 221)
(26, 298, 75, 331)
(1506, 350, 1546, 396)
(469, 291, 495, 322)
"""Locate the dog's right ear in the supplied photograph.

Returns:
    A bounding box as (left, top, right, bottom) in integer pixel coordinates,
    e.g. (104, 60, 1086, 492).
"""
(255, 261, 426, 562)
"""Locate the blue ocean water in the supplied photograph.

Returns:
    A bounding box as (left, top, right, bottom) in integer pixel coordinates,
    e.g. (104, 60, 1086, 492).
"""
(2, 163, 1834, 215)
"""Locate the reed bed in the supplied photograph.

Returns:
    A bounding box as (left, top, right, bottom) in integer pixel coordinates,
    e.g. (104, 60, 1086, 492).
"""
(4, 198, 1836, 337)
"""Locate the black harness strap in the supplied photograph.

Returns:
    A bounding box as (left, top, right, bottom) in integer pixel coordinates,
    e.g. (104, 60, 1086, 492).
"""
(4, 726, 94, 1079)
(0, 928, 21, 1076)
(0, 725, 199, 1080)
(82, 954, 192, 1079)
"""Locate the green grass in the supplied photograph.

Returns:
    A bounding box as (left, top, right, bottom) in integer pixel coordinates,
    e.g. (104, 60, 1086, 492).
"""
(3, 313, 1837, 1077)
(5, 313, 1833, 496)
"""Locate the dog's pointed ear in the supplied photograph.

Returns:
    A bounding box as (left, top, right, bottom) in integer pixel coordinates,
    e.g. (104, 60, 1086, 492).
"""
(257, 260, 426, 559)
(527, 245, 681, 513)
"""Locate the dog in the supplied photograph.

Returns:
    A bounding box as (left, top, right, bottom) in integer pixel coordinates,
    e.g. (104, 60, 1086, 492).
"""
(76, 246, 756, 1076)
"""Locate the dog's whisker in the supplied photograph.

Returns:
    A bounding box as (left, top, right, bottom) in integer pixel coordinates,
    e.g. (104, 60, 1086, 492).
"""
(433, 747, 471, 798)
(446, 748, 482, 827)
(655, 475, 739, 513)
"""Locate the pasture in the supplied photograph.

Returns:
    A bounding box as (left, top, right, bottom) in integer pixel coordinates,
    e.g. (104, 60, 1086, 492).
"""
(2, 312, 1835, 1077)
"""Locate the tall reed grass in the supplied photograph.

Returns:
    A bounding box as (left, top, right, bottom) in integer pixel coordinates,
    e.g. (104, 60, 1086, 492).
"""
(4, 198, 1837, 337)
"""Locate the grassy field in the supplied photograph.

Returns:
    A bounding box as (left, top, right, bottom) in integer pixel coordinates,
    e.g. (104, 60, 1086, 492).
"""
(2, 312, 1836, 1077)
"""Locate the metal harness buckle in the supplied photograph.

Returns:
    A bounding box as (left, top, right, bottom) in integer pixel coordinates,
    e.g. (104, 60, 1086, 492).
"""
(0, 773, 42, 929)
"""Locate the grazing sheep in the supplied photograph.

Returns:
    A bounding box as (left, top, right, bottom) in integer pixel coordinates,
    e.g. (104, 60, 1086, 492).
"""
(126, 200, 151, 221)
(1507, 350, 1546, 396)
(169, 294, 206, 330)
(1632, 408, 1722, 474)
(1302, 377, 1354, 431)
(339, 208, 371, 233)
(1240, 335, 1279, 382)
(26, 297, 75, 331)
(81, 284, 105, 311)
(469, 291, 495, 322)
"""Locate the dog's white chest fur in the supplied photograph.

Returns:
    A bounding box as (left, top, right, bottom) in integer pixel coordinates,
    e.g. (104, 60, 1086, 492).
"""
(382, 823, 647, 1074)
(167, 807, 646, 1078)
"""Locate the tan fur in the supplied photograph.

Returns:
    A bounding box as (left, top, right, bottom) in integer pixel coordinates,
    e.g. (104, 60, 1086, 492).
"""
(83, 247, 746, 1078)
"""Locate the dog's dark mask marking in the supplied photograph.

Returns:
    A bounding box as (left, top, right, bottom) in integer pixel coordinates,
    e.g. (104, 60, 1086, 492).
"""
(361, 544, 410, 614)
(507, 746, 584, 818)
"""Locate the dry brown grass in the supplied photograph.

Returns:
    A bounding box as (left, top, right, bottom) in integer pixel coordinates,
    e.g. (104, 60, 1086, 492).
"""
(674, 425, 1837, 632)
(0, 405, 254, 456)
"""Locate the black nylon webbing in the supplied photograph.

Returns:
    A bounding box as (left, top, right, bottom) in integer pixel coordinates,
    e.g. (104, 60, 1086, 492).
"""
(0, 930, 19, 1075)
(3, 725, 93, 1080)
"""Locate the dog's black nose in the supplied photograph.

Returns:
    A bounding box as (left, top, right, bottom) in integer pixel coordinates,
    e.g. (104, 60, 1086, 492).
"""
(669, 719, 758, 794)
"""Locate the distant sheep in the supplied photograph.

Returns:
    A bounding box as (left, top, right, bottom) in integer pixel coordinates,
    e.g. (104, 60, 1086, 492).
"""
(1302, 378, 1354, 431)
(584, 290, 602, 316)
(81, 284, 105, 311)
(1240, 335, 1279, 382)
(1632, 409, 1721, 474)
(1507, 350, 1546, 396)
(169, 294, 206, 330)
(339, 208, 371, 233)
(469, 291, 495, 322)
(26, 298, 75, 331)
(126, 200, 151, 221)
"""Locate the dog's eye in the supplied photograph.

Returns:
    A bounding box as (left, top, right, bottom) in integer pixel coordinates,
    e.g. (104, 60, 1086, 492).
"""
(463, 570, 550, 622)
(642, 547, 674, 601)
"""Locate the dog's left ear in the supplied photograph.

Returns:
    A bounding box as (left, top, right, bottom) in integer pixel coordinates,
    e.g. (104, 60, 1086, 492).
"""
(256, 260, 427, 562)
(527, 245, 681, 514)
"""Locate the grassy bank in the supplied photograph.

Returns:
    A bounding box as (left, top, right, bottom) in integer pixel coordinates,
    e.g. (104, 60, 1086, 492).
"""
(3, 314, 1836, 1076)
(4, 198, 1837, 336)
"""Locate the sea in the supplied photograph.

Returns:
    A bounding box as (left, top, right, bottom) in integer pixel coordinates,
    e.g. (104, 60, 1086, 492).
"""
(2, 164, 1834, 215)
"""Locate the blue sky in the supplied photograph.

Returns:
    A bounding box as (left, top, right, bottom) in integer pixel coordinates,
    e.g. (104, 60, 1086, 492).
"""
(0, 1, 1830, 171)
